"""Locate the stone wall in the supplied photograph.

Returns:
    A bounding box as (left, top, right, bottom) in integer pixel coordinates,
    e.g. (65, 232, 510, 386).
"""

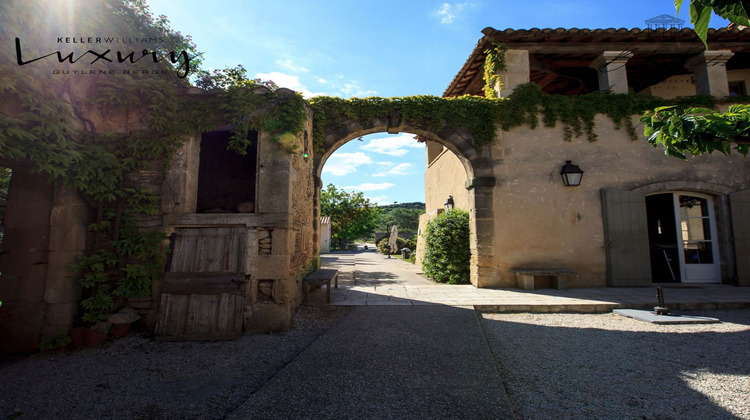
(488, 115, 750, 288)
(0, 170, 89, 353)
(416, 141, 471, 267)
(420, 114, 750, 289)
(158, 102, 315, 335)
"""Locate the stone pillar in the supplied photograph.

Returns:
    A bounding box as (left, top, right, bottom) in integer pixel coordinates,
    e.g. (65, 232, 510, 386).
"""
(590, 51, 633, 94)
(41, 185, 89, 342)
(685, 50, 735, 97)
(494, 49, 530, 98)
(466, 176, 500, 288)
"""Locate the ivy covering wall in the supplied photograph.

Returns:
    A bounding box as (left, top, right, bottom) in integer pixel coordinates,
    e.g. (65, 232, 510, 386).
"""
(0, 0, 308, 324)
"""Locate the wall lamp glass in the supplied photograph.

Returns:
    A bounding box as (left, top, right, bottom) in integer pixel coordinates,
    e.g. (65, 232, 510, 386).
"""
(560, 160, 584, 186)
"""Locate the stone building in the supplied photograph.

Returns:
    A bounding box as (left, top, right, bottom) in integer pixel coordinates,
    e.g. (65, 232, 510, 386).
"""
(417, 27, 750, 289)
(0, 83, 316, 352)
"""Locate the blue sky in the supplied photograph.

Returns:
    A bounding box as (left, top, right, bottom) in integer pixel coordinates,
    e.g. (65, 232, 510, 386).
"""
(146, 0, 727, 204)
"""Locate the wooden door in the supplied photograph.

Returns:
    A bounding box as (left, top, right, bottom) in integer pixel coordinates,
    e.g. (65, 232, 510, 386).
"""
(155, 273, 247, 341)
(156, 226, 251, 340)
(168, 226, 249, 273)
(601, 189, 652, 286)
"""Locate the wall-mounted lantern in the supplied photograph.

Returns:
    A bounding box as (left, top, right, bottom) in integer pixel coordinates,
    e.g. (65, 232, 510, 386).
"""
(444, 195, 455, 212)
(560, 160, 584, 187)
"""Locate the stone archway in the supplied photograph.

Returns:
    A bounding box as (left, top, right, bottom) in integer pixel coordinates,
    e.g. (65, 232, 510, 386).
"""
(311, 115, 500, 288)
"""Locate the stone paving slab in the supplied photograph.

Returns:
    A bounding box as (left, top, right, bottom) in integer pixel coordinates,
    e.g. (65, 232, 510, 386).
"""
(613, 308, 721, 324)
(307, 251, 750, 312)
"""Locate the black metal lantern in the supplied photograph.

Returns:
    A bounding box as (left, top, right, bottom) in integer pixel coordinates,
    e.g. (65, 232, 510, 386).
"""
(444, 195, 454, 212)
(560, 160, 584, 187)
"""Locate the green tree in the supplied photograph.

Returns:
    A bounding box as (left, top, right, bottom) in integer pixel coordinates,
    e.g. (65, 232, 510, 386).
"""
(321, 184, 381, 250)
(640, 1, 750, 159)
(422, 210, 471, 284)
(376, 207, 425, 232)
(677, 0, 750, 47)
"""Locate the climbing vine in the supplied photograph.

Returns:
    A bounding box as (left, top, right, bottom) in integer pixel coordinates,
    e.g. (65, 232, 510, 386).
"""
(483, 41, 507, 99)
(309, 83, 736, 150)
(0, 0, 308, 325)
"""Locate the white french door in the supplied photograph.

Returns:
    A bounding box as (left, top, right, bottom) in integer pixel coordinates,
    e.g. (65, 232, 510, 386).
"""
(674, 193, 721, 283)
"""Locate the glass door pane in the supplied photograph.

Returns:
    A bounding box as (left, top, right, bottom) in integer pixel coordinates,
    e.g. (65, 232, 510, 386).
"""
(677, 194, 720, 282)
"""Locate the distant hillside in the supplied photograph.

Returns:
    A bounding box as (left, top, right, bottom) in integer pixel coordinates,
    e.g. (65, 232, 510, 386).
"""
(378, 202, 425, 211)
(375, 202, 425, 232)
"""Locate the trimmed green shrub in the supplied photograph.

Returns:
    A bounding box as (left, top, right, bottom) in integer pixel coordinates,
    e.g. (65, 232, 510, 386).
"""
(377, 237, 416, 255)
(422, 210, 470, 284)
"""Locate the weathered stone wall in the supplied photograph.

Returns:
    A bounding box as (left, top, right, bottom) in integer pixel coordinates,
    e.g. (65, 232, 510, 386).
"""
(0, 77, 126, 352)
(420, 113, 750, 288)
(488, 115, 750, 287)
(158, 101, 315, 335)
(0, 170, 89, 353)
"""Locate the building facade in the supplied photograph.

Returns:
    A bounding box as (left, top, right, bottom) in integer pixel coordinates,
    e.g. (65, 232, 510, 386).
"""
(418, 27, 750, 289)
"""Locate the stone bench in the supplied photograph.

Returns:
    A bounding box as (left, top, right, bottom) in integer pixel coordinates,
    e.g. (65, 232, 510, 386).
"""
(302, 269, 339, 304)
(510, 268, 577, 290)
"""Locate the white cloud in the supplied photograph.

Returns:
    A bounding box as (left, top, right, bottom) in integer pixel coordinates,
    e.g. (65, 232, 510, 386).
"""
(436, 2, 468, 24)
(322, 152, 372, 176)
(317, 75, 377, 98)
(366, 195, 394, 206)
(254, 71, 326, 98)
(343, 183, 395, 191)
(361, 134, 424, 157)
(255, 71, 374, 98)
(373, 162, 414, 177)
(276, 58, 309, 73)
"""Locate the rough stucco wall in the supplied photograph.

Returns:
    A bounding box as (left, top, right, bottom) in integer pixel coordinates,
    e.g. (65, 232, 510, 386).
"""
(424, 142, 470, 213)
(417, 142, 472, 268)
(490, 115, 750, 288)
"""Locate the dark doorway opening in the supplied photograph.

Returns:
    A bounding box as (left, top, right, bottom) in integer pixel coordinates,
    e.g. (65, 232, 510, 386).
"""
(197, 130, 258, 213)
(646, 193, 681, 282)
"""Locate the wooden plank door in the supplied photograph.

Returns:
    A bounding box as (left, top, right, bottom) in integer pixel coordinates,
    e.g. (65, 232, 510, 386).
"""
(601, 189, 652, 286)
(169, 227, 248, 273)
(155, 273, 247, 341)
(156, 226, 251, 340)
(730, 189, 750, 286)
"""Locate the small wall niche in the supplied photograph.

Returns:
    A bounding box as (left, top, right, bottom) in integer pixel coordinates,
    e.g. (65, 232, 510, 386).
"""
(197, 130, 258, 213)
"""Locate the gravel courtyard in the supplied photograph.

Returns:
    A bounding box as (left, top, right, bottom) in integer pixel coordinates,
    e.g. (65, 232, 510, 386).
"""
(1, 307, 748, 419)
(480, 309, 750, 419)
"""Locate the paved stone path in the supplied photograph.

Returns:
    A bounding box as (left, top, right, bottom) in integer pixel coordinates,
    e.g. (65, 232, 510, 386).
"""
(225, 250, 749, 419)
(227, 305, 512, 419)
(310, 249, 750, 312)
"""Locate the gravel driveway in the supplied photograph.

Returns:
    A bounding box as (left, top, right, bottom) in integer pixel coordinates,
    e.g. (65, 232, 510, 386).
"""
(0, 306, 351, 420)
(2, 307, 748, 419)
(480, 309, 750, 419)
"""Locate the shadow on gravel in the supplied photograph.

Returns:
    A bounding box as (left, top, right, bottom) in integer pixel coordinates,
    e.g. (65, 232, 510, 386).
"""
(481, 310, 750, 419)
(0, 306, 353, 420)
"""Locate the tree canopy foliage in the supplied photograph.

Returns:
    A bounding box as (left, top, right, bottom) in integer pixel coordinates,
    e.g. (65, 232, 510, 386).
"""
(376, 204, 425, 232)
(678, 0, 750, 47)
(320, 184, 381, 250)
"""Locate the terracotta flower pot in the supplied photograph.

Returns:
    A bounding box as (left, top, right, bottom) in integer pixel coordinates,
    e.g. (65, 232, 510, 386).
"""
(69, 327, 86, 348)
(84, 328, 107, 347)
(110, 323, 131, 338)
